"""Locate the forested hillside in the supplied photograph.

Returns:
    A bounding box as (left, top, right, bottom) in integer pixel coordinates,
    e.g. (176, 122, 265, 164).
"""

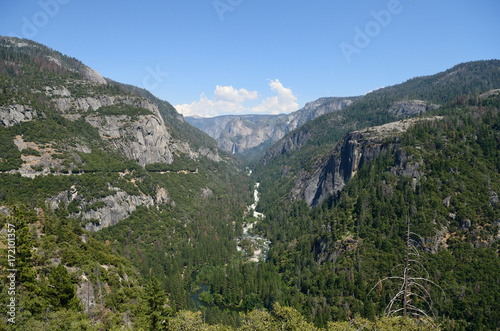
(0, 36, 253, 329)
(255, 60, 500, 214)
(180, 93, 500, 330)
(1, 35, 499, 330)
(247, 91, 500, 329)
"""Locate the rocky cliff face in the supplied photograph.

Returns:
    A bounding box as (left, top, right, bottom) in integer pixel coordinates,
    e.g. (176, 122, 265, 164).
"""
(0, 104, 38, 127)
(261, 127, 312, 166)
(53, 94, 174, 166)
(45, 181, 175, 232)
(186, 97, 357, 156)
(218, 116, 284, 154)
(291, 118, 440, 207)
(53, 90, 217, 167)
(286, 97, 355, 130)
(38, 91, 222, 230)
(388, 100, 439, 117)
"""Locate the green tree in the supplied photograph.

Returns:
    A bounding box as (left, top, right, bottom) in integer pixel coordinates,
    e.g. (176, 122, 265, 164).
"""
(47, 264, 79, 309)
(144, 276, 169, 330)
(11, 206, 36, 285)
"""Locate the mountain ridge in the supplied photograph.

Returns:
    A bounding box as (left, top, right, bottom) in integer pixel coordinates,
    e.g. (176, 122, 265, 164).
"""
(255, 59, 500, 212)
(0, 35, 254, 329)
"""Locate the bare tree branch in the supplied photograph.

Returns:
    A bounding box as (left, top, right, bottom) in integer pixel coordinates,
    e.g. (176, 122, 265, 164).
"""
(368, 216, 445, 325)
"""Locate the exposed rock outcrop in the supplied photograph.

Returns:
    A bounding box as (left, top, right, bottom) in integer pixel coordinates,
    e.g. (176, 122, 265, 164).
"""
(198, 147, 222, 162)
(77, 281, 96, 313)
(7, 136, 65, 178)
(54, 95, 155, 113)
(0, 104, 38, 127)
(388, 100, 439, 117)
(46, 185, 174, 232)
(48, 93, 198, 166)
(0, 206, 10, 216)
(479, 89, 500, 99)
(81, 189, 156, 232)
(292, 117, 441, 207)
(86, 113, 174, 166)
(82, 66, 107, 85)
(262, 128, 311, 166)
(51, 94, 214, 167)
(286, 97, 355, 130)
(201, 187, 214, 199)
(291, 130, 398, 207)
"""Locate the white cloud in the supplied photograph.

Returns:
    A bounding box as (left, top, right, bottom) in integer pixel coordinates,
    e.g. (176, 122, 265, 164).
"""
(175, 79, 298, 117)
(214, 85, 258, 103)
(174, 93, 218, 118)
(250, 79, 298, 114)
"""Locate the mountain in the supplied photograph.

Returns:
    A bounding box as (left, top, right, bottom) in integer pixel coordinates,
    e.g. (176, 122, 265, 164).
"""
(1, 35, 500, 330)
(0, 36, 245, 228)
(290, 116, 441, 207)
(246, 60, 500, 329)
(186, 97, 357, 159)
(256, 60, 500, 210)
(0, 36, 253, 329)
(251, 92, 500, 330)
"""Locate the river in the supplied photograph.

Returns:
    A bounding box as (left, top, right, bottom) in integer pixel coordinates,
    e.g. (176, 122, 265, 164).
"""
(236, 183, 271, 262)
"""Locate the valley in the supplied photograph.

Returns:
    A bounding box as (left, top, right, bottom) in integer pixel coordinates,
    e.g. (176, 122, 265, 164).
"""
(0, 35, 499, 330)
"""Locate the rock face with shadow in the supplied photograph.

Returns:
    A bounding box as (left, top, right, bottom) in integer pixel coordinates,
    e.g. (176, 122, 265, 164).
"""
(291, 118, 439, 207)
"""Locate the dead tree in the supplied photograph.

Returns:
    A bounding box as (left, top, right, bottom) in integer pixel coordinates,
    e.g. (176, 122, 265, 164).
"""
(369, 217, 446, 324)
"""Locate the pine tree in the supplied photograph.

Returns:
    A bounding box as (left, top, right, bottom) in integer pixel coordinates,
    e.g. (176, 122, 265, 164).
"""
(47, 264, 78, 309)
(144, 276, 169, 330)
(11, 206, 35, 285)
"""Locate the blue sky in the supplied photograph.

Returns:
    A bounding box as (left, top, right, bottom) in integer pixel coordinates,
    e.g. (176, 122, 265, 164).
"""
(1, 0, 499, 117)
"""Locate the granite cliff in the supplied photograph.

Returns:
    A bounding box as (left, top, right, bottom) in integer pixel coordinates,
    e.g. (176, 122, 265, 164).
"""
(291, 117, 441, 207)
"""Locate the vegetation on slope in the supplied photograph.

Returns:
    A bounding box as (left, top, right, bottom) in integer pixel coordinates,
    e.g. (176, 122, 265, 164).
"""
(243, 95, 500, 330)
(255, 60, 500, 212)
(0, 205, 146, 330)
(165, 93, 500, 330)
(1, 36, 499, 330)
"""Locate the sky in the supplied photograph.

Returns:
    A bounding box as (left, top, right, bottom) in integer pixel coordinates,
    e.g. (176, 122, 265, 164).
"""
(1, 0, 499, 117)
